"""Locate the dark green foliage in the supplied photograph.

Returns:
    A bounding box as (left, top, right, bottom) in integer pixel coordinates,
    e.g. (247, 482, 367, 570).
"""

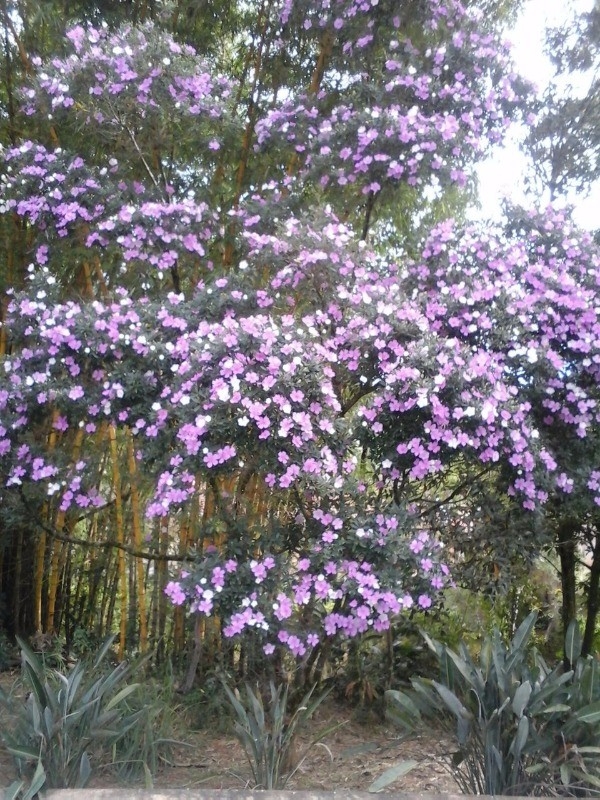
(182, 671, 237, 732)
(0, 636, 147, 790)
(220, 677, 340, 789)
(108, 676, 185, 786)
(0, 629, 17, 670)
(385, 613, 600, 795)
(2, 761, 46, 800)
(525, 5, 600, 203)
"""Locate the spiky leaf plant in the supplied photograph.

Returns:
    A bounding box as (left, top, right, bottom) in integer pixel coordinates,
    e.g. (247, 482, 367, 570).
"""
(385, 613, 600, 796)
(221, 677, 342, 789)
(0, 636, 146, 790)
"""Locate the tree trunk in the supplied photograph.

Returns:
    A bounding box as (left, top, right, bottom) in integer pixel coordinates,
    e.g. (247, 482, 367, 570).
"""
(109, 424, 128, 659)
(557, 518, 579, 668)
(582, 532, 600, 657)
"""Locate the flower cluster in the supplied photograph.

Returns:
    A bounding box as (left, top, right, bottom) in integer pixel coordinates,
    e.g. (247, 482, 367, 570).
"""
(258, 0, 531, 200)
(1, 6, 597, 657)
(3, 22, 234, 285)
(25, 22, 231, 126)
(164, 523, 450, 659)
(2, 143, 219, 279)
(4, 204, 600, 511)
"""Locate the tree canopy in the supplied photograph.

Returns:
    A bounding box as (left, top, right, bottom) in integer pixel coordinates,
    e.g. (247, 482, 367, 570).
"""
(1, 0, 600, 669)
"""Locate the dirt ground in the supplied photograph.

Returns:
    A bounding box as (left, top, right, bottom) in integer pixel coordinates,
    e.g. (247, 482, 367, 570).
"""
(0, 670, 459, 794)
(147, 710, 458, 793)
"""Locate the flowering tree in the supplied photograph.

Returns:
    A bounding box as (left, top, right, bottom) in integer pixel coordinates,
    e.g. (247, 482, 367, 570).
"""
(5, 0, 599, 668)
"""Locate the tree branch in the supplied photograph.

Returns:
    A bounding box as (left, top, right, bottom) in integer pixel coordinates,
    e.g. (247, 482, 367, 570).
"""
(33, 515, 195, 563)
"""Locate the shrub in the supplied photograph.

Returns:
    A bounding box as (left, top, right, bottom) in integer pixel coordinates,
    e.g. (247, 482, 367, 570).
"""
(385, 613, 600, 795)
(0, 636, 146, 790)
(109, 673, 185, 786)
(220, 677, 340, 789)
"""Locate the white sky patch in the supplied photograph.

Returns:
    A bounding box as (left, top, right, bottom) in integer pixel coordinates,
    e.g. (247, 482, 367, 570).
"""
(476, 0, 599, 229)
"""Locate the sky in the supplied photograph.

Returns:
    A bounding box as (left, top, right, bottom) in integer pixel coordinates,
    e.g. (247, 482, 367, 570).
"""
(477, 0, 599, 229)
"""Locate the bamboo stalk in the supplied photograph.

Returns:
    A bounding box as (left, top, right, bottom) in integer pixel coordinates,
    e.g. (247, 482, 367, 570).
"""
(46, 427, 85, 632)
(98, 546, 115, 639)
(109, 424, 128, 660)
(35, 411, 60, 632)
(45, 527, 64, 634)
(53, 530, 73, 634)
(34, 529, 48, 632)
(84, 520, 102, 632)
(156, 516, 170, 662)
(104, 552, 119, 636)
(175, 477, 203, 659)
(149, 518, 160, 648)
(58, 546, 72, 642)
(172, 514, 189, 653)
(126, 428, 148, 653)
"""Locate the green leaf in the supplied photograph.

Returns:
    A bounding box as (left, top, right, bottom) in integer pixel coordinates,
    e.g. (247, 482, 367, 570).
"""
(574, 699, 600, 724)
(527, 671, 573, 714)
(569, 769, 600, 790)
(535, 703, 572, 714)
(440, 648, 455, 690)
(294, 683, 330, 724)
(420, 630, 443, 658)
(525, 762, 548, 775)
(340, 742, 380, 758)
(480, 637, 492, 677)
(104, 683, 140, 712)
(245, 683, 266, 733)
(505, 612, 537, 674)
(447, 648, 483, 694)
(579, 657, 599, 704)
(564, 620, 582, 665)
(368, 760, 418, 793)
(66, 663, 86, 708)
(384, 689, 422, 728)
(512, 681, 532, 717)
(432, 681, 472, 721)
(510, 714, 529, 761)
(4, 743, 41, 762)
(92, 634, 118, 670)
(456, 714, 471, 746)
(143, 761, 154, 790)
(21, 659, 51, 715)
(79, 751, 91, 787)
(23, 760, 46, 800)
(4, 780, 25, 800)
(510, 612, 538, 652)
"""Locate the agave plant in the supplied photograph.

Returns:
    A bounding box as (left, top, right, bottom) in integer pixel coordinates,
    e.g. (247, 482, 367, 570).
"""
(385, 613, 600, 796)
(0, 635, 146, 791)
